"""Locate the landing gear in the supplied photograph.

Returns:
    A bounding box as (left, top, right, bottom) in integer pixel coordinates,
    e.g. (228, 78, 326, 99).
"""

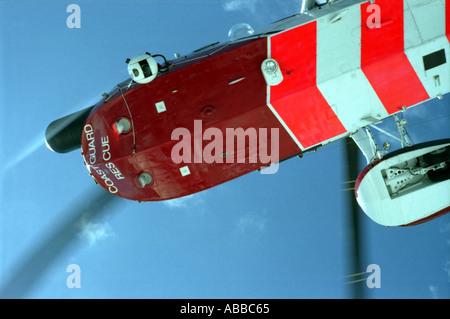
(355, 139, 450, 226)
(423, 147, 450, 182)
(351, 113, 413, 164)
(351, 111, 450, 226)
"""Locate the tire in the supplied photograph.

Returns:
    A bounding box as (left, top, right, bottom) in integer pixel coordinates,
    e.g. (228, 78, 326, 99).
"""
(423, 147, 450, 166)
(427, 167, 450, 182)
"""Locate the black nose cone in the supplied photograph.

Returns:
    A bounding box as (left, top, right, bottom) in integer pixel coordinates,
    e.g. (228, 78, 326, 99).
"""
(45, 106, 94, 153)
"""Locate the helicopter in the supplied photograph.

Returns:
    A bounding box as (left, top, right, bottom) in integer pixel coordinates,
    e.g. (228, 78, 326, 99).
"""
(45, 0, 450, 227)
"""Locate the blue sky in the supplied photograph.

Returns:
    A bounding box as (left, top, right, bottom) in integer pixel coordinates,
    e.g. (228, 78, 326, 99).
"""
(0, 0, 449, 299)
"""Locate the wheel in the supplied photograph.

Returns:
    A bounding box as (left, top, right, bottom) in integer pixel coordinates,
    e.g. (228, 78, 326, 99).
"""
(423, 147, 450, 166)
(427, 167, 450, 182)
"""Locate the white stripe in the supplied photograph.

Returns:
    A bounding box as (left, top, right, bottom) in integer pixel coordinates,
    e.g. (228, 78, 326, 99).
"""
(404, 0, 450, 99)
(404, 0, 446, 46)
(316, 4, 388, 132)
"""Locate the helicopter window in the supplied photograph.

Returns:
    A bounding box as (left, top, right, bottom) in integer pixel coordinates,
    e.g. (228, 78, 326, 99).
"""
(139, 59, 153, 78)
(132, 68, 139, 77)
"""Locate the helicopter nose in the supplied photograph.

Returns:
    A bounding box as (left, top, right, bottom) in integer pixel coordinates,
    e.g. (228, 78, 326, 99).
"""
(45, 106, 94, 153)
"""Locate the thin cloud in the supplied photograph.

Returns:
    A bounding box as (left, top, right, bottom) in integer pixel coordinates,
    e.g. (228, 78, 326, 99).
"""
(429, 285, 439, 299)
(163, 193, 204, 209)
(443, 260, 450, 284)
(223, 0, 258, 12)
(77, 215, 114, 246)
(441, 222, 450, 283)
(440, 222, 450, 234)
(236, 212, 267, 234)
(222, 0, 299, 15)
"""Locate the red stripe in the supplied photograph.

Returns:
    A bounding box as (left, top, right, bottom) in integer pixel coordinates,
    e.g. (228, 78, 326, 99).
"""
(361, 0, 429, 114)
(270, 22, 346, 149)
(447, 0, 450, 43)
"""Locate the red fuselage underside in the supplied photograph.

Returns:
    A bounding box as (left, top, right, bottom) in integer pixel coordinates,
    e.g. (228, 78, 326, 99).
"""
(81, 39, 301, 201)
